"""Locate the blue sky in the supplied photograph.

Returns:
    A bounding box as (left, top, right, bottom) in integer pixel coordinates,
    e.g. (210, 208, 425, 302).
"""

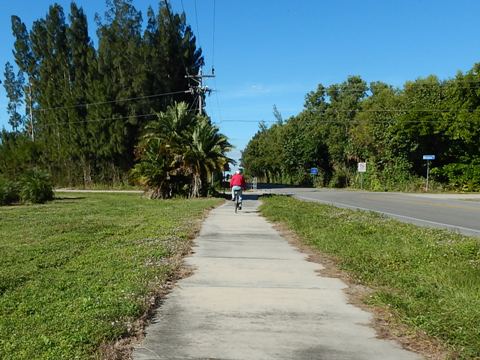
(1, 0, 480, 165)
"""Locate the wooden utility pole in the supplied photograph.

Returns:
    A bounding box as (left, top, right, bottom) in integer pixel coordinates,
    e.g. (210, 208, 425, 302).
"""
(186, 68, 216, 187)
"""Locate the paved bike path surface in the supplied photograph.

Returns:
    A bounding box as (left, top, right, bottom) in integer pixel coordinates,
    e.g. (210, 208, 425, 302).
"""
(133, 197, 421, 360)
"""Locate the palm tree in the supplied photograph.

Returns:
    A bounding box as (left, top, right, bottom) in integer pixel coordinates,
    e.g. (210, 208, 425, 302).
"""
(132, 102, 233, 198)
(184, 117, 233, 197)
(130, 138, 175, 198)
(143, 101, 194, 149)
(132, 102, 193, 198)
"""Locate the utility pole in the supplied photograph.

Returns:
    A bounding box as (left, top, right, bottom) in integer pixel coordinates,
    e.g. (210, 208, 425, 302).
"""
(186, 68, 215, 115)
(187, 68, 216, 188)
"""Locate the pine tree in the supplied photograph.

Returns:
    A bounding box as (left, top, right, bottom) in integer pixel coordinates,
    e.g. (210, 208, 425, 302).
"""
(67, 2, 97, 185)
(158, 1, 203, 104)
(5, 0, 206, 187)
(29, 5, 72, 183)
(96, 0, 144, 182)
(3, 62, 25, 132)
(11, 15, 36, 140)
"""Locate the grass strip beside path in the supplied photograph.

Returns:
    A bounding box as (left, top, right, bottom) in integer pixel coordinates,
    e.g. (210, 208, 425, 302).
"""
(0, 193, 221, 360)
(260, 196, 480, 359)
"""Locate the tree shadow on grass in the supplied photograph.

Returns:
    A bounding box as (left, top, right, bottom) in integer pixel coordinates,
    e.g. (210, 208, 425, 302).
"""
(54, 196, 86, 202)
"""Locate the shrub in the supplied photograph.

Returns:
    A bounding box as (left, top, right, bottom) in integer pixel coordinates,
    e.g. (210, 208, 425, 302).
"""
(329, 166, 351, 188)
(351, 158, 421, 192)
(19, 169, 54, 204)
(313, 172, 325, 188)
(381, 158, 415, 191)
(351, 161, 383, 191)
(0, 177, 20, 205)
(432, 163, 480, 192)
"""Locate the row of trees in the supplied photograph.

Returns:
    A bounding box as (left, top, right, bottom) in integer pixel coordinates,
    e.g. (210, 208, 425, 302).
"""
(1, 0, 206, 187)
(242, 69, 480, 191)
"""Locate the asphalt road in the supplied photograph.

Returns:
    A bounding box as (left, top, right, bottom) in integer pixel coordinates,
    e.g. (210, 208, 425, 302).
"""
(263, 187, 480, 237)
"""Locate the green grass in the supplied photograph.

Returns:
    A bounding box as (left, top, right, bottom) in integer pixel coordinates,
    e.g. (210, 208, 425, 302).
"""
(260, 196, 480, 359)
(0, 193, 221, 360)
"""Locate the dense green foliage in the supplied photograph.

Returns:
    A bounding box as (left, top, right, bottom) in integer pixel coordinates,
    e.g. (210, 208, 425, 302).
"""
(0, 192, 221, 359)
(0, 168, 53, 205)
(1, 1, 205, 187)
(19, 169, 54, 204)
(242, 72, 480, 191)
(260, 196, 480, 358)
(131, 102, 232, 198)
(0, 177, 19, 205)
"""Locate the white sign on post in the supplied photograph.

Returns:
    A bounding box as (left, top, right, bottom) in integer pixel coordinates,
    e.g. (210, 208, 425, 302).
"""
(358, 162, 367, 173)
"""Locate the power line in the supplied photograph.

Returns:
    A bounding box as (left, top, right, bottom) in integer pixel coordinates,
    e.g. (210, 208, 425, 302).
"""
(32, 90, 189, 113)
(37, 112, 159, 127)
(5, 80, 480, 121)
(215, 117, 480, 124)
(164, 0, 191, 77)
(338, 79, 480, 85)
(194, 0, 201, 47)
(213, 78, 224, 124)
(190, 93, 199, 114)
(299, 81, 480, 97)
(30, 105, 212, 128)
(210, 0, 221, 125)
(212, 0, 216, 69)
(320, 108, 480, 113)
(24, 86, 480, 122)
(12, 110, 480, 131)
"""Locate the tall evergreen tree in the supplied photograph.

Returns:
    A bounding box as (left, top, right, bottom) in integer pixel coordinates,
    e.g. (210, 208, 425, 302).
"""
(95, 0, 145, 181)
(67, 2, 98, 185)
(28, 5, 72, 183)
(4, 0, 207, 188)
(157, 1, 203, 102)
(3, 62, 25, 131)
(11, 15, 36, 140)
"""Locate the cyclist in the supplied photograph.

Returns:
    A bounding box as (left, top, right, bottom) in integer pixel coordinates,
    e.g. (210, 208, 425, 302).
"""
(229, 169, 246, 210)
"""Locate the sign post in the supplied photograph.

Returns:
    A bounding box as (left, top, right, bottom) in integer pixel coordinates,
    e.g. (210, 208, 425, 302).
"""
(422, 155, 435, 191)
(310, 168, 318, 186)
(357, 162, 366, 189)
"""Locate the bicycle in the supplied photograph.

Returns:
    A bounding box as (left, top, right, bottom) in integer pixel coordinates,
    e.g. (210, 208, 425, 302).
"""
(233, 189, 242, 213)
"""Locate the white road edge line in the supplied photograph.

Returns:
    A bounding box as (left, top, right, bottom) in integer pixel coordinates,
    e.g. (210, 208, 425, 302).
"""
(294, 195, 480, 236)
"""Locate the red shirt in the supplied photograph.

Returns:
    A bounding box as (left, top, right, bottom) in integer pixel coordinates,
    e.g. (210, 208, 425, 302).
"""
(230, 174, 246, 189)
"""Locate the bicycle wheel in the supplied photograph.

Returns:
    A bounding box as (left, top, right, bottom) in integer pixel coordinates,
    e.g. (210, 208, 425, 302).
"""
(234, 191, 240, 213)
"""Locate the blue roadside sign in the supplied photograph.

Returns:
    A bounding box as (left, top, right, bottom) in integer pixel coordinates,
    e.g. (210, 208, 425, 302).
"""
(310, 167, 318, 175)
(423, 155, 435, 160)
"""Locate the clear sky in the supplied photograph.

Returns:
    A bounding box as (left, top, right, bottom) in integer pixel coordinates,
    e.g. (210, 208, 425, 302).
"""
(1, 0, 480, 165)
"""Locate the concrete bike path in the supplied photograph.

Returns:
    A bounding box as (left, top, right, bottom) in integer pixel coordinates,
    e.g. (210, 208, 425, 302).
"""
(133, 198, 422, 360)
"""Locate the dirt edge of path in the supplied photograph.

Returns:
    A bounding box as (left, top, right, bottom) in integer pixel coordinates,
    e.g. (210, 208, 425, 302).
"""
(271, 222, 450, 360)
